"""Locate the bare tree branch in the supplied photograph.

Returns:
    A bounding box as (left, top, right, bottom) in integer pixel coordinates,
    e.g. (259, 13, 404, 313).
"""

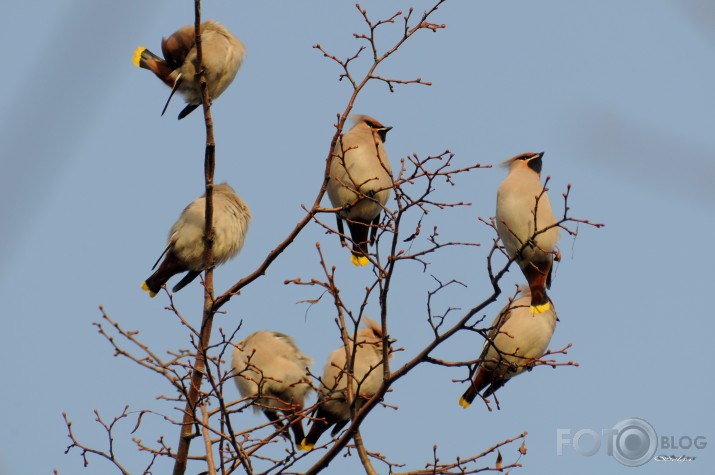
(64, 2, 604, 475)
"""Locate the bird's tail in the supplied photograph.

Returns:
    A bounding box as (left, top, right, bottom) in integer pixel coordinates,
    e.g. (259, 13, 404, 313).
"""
(141, 273, 164, 298)
(459, 383, 479, 409)
(133, 46, 174, 87)
(288, 414, 306, 446)
(522, 259, 552, 313)
(299, 408, 333, 451)
(350, 252, 369, 267)
(459, 369, 492, 409)
(346, 220, 371, 267)
(141, 251, 185, 298)
(141, 281, 159, 298)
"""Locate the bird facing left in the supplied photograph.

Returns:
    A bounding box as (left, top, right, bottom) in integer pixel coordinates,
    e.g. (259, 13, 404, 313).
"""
(141, 183, 251, 297)
(459, 286, 557, 409)
(133, 20, 246, 119)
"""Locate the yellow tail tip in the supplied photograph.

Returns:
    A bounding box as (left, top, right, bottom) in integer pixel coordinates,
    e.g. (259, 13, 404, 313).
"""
(133, 46, 146, 67)
(350, 254, 369, 267)
(141, 281, 157, 298)
(298, 439, 314, 451)
(530, 302, 551, 314)
(459, 397, 471, 409)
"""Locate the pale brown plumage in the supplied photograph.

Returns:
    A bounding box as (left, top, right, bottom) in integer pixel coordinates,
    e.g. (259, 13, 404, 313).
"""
(459, 287, 557, 408)
(496, 152, 560, 312)
(133, 20, 246, 119)
(327, 115, 393, 266)
(299, 318, 393, 450)
(232, 331, 314, 444)
(142, 183, 251, 297)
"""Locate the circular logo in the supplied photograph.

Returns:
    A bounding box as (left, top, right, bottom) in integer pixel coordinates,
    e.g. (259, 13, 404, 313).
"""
(612, 418, 657, 466)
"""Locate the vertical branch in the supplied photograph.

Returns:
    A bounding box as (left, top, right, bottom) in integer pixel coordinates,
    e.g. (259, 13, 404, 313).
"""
(201, 404, 217, 475)
(353, 431, 378, 475)
(173, 1, 217, 475)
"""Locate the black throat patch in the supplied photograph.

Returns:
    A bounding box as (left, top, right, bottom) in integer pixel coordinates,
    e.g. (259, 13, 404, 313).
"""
(527, 155, 543, 174)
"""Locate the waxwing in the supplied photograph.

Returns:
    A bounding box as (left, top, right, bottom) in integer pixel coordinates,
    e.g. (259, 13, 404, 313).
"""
(299, 318, 393, 450)
(232, 331, 314, 444)
(133, 20, 245, 119)
(327, 116, 393, 266)
(496, 152, 560, 313)
(459, 287, 557, 408)
(141, 183, 251, 297)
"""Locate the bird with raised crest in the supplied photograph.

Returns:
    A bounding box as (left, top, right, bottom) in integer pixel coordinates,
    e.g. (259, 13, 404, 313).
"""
(299, 317, 393, 450)
(327, 115, 393, 267)
(496, 152, 560, 313)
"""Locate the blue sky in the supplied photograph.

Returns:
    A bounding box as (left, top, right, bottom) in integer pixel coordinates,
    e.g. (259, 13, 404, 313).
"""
(0, 1, 713, 474)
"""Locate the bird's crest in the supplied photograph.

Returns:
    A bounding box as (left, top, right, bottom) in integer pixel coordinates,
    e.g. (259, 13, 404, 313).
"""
(500, 152, 542, 168)
(360, 317, 383, 339)
(348, 114, 385, 130)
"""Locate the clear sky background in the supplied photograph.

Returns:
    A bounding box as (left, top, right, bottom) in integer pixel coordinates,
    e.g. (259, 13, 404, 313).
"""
(0, 1, 713, 474)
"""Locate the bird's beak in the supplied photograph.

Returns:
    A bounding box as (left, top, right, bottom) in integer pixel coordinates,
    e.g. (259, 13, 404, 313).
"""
(376, 125, 392, 143)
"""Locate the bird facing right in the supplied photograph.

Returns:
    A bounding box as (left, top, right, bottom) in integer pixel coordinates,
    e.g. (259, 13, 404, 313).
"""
(133, 20, 246, 119)
(459, 286, 557, 408)
(232, 331, 314, 445)
(327, 115, 393, 267)
(299, 317, 393, 451)
(496, 152, 560, 313)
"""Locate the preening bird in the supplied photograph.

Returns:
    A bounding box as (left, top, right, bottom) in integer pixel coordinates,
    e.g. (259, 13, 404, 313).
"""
(299, 317, 393, 451)
(141, 183, 251, 297)
(496, 152, 560, 313)
(133, 20, 246, 119)
(459, 286, 557, 408)
(232, 331, 314, 445)
(327, 115, 393, 267)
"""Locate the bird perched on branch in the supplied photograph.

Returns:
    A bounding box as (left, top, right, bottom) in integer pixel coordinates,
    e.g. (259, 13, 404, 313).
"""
(459, 286, 557, 408)
(327, 115, 393, 266)
(232, 331, 314, 445)
(141, 183, 251, 297)
(496, 152, 560, 313)
(133, 20, 245, 119)
(299, 317, 393, 450)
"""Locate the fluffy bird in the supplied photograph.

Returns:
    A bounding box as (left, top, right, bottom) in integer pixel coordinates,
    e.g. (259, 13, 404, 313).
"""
(133, 20, 245, 119)
(299, 318, 393, 451)
(141, 183, 251, 297)
(459, 287, 557, 408)
(327, 115, 393, 266)
(232, 331, 314, 444)
(496, 152, 560, 313)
